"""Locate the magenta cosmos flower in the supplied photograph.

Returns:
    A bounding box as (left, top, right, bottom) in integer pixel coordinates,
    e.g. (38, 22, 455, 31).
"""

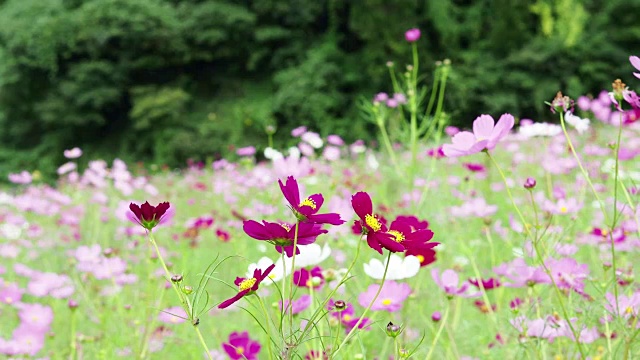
(405, 28, 421, 42)
(387, 219, 438, 253)
(279, 176, 345, 225)
(218, 264, 275, 309)
(351, 192, 398, 254)
(222, 331, 261, 360)
(431, 268, 479, 298)
(127, 201, 173, 231)
(442, 114, 515, 157)
(243, 220, 327, 257)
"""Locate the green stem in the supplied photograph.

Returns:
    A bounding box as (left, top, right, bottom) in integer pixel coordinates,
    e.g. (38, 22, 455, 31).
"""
(486, 152, 586, 358)
(299, 236, 363, 342)
(256, 295, 276, 360)
(424, 302, 450, 360)
(69, 309, 77, 360)
(331, 251, 392, 358)
(147, 231, 212, 360)
(288, 221, 301, 343)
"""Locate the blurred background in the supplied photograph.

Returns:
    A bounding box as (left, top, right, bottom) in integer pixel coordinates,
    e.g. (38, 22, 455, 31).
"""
(0, 0, 637, 180)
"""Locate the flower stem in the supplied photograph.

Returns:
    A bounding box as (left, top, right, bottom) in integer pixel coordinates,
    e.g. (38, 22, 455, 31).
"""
(424, 302, 450, 360)
(256, 294, 276, 360)
(331, 251, 392, 358)
(69, 309, 77, 360)
(486, 151, 586, 359)
(147, 231, 212, 360)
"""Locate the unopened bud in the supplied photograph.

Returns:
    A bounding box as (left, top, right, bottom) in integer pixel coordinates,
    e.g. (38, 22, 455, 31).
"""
(68, 299, 78, 310)
(386, 322, 402, 338)
(432, 311, 442, 322)
(334, 300, 346, 311)
(524, 177, 537, 190)
(192, 317, 200, 326)
(182, 285, 193, 295)
(171, 274, 183, 283)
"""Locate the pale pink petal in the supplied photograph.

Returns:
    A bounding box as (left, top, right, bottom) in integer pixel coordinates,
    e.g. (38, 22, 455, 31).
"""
(450, 131, 476, 148)
(441, 269, 459, 287)
(631, 56, 640, 71)
(472, 115, 495, 140)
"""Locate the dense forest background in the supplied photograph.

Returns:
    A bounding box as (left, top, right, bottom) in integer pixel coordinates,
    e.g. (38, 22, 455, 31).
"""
(0, 0, 638, 179)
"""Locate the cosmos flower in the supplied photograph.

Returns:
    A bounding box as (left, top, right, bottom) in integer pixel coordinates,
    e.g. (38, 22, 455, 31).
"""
(243, 220, 328, 257)
(363, 254, 420, 280)
(218, 264, 275, 309)
(405, 28, 421, 42)
(222, 331, 261, 360)
(158, 306, 188, 324)
(442, 114, 515, 157)
(127, 201, 173, 231)
(358, 281, 412, 312)
(351, 192, 398, 254)
(631, 55, 640, 79)
(279, 294, 312, 315)
(278, 176, 345, 225)
(293, 266, 325, 289)
(432, 269, 479, 298)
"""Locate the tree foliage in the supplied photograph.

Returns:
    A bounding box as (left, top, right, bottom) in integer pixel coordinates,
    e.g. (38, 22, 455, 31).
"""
(0, 0, 636, 179)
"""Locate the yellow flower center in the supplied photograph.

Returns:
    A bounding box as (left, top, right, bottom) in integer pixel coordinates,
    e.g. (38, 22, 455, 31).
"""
(5, 296, 13, 304)
(239, 278, 257, 291)
(560, 206, 568, 213)
(306, 279, 313, 287)
(382, 299, 392, 306)
(388, 230, 404, 243)
(365, 214, 382, 231)
(416, 255, 425, 263)
(626, 306, 634, 314)
(236, 346, 245, 355)
(601, 229, 608, 236)
(343, 314, 352, 321)
(280, 223, 291, 231)
(299, 197, 317, 209)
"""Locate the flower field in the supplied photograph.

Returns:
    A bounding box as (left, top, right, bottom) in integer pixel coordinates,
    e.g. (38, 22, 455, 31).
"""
(2, 40, 640, 360)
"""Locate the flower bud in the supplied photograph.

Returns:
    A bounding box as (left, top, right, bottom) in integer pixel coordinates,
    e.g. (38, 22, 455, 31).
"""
(334, 300, 346, 311)
(171, 274, 183, 283)
(431, 311, 442, 322)
(524, 177, 537, 189)
(405, 28, 421, 42)
(399, 349, 410, 358)
(386, 322, 402, 338)
(182, 285, 193, 295)
(192, 317, 200, 326)
(68, 299, 78, 310)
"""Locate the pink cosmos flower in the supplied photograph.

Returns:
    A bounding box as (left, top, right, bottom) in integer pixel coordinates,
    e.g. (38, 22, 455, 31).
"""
(631, 55, 640, 79)
(293, 266, 325, 289)
(328, 300, 371, 333)
(442, 114, 515, 157)
(236, 146, 256, 157)
(8, 171, 32, 184)
(222, 331, 261, 360)
(158, 306, 188, 324)
(432, 269, 480, 298)
(63, 147, 83, 159)
(405, 28, 421, 42)
(0, 282, 23, 304)
(493, 258, 549, 288)
(279, 294, 312, 315)
(358, 281, 412, 312)
(218, 264, 275, 309)
(127, 201, 174, 231)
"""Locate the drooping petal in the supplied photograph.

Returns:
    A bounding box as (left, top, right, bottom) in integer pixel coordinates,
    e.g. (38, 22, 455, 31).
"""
(307, 213, 345, 225)
(218, 290, 250, 309)
(366, 234, 383, 255)
(631, 56, 640, 79)
(377, 233, 406, 253)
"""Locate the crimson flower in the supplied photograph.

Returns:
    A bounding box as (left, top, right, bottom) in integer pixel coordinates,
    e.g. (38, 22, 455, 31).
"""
(469, 277, 502, 291)
(351, 192, 398, 254)
(279, 176, 345, 225)
(293, 266, 324, 289)
(243, 220, 327, 257)
(127, 201, 173, 231)
(406, 246, 437, 267)
(218, 264, 275, 309)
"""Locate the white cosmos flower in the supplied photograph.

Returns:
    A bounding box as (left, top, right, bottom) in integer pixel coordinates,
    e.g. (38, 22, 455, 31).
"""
(518, 122, 562, 138)
(363, 254, 420, 280)
(295, 243, 331, 268)
(564, 111, 590, 134)
(247, 256, 293, 285)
